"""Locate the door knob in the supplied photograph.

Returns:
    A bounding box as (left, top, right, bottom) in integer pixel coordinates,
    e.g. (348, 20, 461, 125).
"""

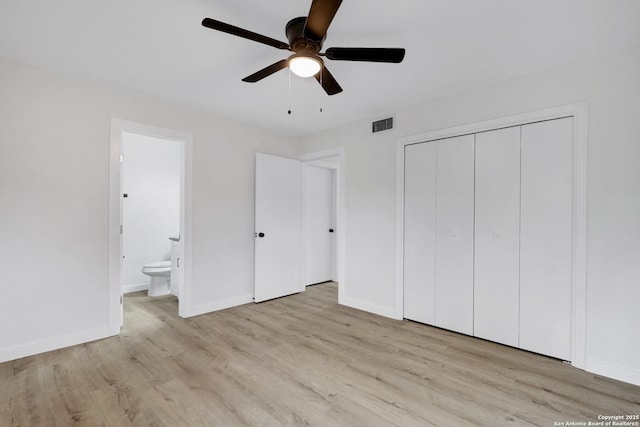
(258, 232, 265, 238)
(329, 229, 334, 233)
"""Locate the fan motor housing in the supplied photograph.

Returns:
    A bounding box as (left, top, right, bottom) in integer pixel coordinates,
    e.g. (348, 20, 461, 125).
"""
(286, 17, 323, 53)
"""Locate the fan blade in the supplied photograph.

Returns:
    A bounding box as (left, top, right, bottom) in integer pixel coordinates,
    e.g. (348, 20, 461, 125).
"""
(242, 60, 289, 83)
(202, 18, 290, 50)
(315, 66, 343, 95)
(325, 47, 406, 63)
(303, 0, 343, 41)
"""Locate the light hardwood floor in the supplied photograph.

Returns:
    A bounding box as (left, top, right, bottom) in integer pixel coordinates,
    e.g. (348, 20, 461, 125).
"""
(1, 282, 639, 426)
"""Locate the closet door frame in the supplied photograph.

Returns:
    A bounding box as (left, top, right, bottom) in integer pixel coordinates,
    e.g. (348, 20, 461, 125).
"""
(395, 102, 588, 370)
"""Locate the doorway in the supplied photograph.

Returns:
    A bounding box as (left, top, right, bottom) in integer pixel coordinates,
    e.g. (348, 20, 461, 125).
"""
(303, 161, 338, 286)
(300, 148, 345, 303)
(121, 132, 181, 296)
(108, 119, 193, 333)
(252, 148, 345, 305)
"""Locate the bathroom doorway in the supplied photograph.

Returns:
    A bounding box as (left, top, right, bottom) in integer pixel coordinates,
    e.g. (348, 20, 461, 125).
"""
(109, 119, 193, 332)
(121, 132, 181, 296)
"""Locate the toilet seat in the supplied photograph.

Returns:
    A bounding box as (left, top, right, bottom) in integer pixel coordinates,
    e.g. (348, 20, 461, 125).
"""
(142, 261, 171, 275)
(143, 260, 171, 269)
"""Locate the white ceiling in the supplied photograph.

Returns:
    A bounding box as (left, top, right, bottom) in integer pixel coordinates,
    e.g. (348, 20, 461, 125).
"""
(1, 0, 639, 136)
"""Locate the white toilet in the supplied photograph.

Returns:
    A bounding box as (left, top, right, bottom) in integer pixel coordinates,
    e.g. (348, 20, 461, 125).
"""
(141, 261, 171, 297)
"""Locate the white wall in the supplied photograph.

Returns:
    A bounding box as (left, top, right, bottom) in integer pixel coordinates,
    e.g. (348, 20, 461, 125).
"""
(299, 44, 640, 385)
(122, 132, 181, 290)
(0, 57, 297, 362)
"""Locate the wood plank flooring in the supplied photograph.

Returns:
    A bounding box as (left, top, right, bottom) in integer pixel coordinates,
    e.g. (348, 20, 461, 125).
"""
(1, 282, 639, 426)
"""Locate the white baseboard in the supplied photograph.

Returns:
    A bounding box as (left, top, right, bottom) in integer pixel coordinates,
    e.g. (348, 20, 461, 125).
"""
(123, 282, 149, 294)
(340, 296, 399, 320)
(585, 358, 640, 386)
(182, 294, 254, 318)
(0, 327, 114, 364)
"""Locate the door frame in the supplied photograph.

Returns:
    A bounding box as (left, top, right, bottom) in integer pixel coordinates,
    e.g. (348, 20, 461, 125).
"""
(299, 148, 346, 304)
(108, 118, 193, 333)
(395, 102, 588, 370)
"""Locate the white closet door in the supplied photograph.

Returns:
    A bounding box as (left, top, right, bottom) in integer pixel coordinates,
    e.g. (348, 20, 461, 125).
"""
(303, 165, 334, 285)
(403, 142, 437, 324)
(474, 127, 521, 347)
(435, 135, 475, 335)
(520, 118, 573, 360)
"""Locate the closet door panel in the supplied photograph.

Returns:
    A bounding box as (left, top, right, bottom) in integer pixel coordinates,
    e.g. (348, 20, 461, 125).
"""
(520, 118, 573, 360)
(403, 142, 437, 324)
(474, 127, 521, 347)
(435, 135, 475, 335)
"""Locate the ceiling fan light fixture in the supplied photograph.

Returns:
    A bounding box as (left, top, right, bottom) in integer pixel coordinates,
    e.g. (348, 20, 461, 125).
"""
(288, 54, 322, 78)
(202, 0, 405, 95)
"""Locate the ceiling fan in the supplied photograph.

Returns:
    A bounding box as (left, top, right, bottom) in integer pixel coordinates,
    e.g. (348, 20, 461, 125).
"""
(201, 0, 406, 95)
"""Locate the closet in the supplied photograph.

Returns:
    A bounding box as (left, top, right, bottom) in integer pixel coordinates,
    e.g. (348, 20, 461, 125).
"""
(403, 117, 573, 361)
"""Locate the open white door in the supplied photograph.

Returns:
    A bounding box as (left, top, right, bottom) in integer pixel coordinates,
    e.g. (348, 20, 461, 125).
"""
(254, 153, 303, 302)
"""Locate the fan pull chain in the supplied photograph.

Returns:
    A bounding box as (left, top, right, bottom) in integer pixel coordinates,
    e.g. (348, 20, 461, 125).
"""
(319, 68, 323, 113)
(287, 68, 292, 115)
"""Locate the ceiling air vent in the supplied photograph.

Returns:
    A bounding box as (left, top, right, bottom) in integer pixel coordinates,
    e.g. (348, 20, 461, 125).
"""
(372, 117, 393, 133)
